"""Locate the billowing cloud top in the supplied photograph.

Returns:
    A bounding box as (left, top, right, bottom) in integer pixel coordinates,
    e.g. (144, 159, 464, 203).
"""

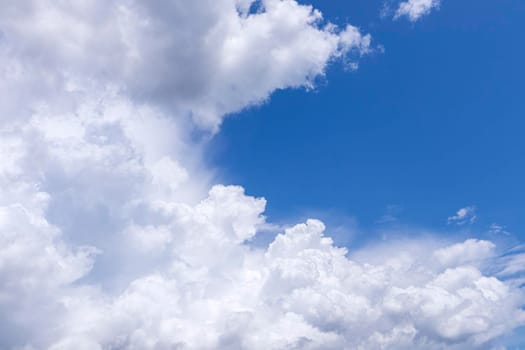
(0, 0, 370, 131)
(0, 1, 524, 349)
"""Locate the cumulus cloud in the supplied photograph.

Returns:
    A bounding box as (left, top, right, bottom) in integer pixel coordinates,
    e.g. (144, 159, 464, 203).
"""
(0, 1, 524, 349)
(0, 0, 370, 131)
(448, 206, 477, 225)
(394, 0, 441, 21)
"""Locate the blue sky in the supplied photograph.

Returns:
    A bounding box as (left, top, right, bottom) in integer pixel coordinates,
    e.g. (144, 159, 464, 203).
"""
(211, 0, 525, 246)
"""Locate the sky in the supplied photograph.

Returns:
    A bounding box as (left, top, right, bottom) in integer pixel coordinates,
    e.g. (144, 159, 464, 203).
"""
(211, 0, 525, 246)
(0, 0, 524, 349)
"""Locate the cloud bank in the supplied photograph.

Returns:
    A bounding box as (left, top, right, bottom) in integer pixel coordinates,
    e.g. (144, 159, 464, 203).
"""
(0, 1, 524, 349)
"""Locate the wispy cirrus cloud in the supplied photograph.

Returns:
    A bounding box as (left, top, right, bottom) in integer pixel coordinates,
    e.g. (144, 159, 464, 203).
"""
(448, 206, 477, 225)
(489, 223, 511, 236)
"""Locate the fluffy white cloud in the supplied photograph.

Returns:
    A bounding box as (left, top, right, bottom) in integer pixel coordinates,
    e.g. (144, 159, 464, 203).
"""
(0, 1, 524, 349)
(0, 0, 370, 131)
(395, 0, 441, 22)
(434, 239, 496, 267)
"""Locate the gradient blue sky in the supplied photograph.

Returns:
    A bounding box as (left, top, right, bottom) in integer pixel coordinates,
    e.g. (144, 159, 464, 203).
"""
(211, 0, 525, 247)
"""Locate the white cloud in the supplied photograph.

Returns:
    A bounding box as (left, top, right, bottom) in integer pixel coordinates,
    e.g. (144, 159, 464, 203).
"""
(394, 0, 441, 22)
(434, 239, 496, 267)
(499, 253, 525, 277)
(489, 223, 511, 236)
(0, 0, 371, 131)
(497, 245, 525, 278)
(448, 206, 477, 225)
(0, 1, 524, 349)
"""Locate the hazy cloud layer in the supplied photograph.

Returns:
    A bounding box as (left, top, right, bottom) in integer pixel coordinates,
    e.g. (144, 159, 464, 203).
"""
(0, 1, 524, 349)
